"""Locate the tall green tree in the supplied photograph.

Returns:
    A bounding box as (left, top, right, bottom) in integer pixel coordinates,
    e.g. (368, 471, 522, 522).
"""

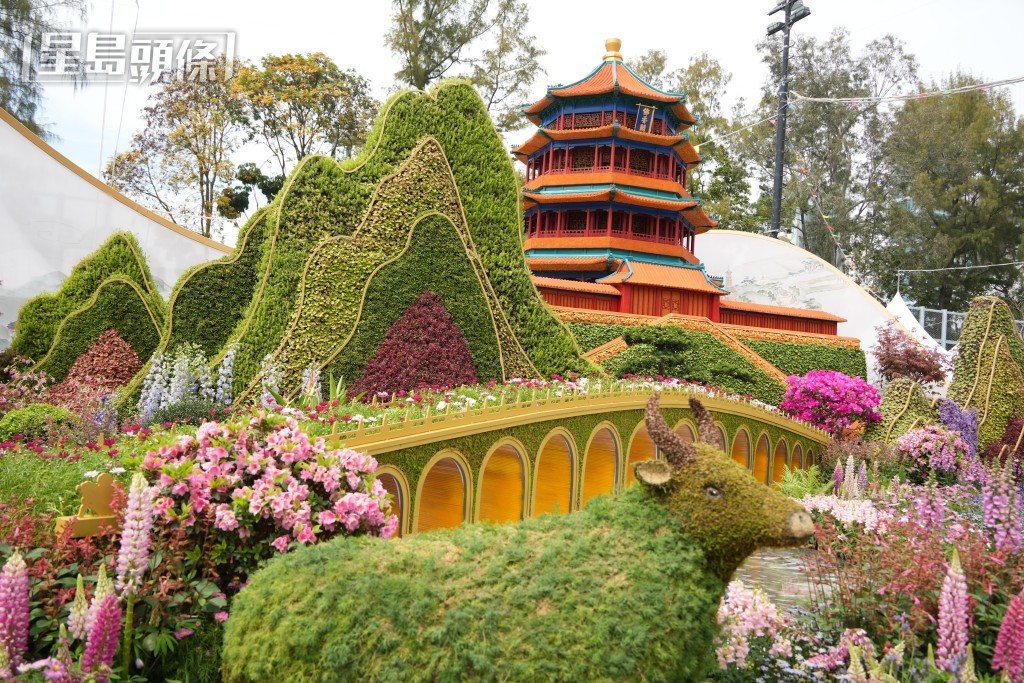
(386, 0, 490, 90)
(0, 0, 87, 137)
(385, 0, 543, 130)
(468, 0, 544, 131)
(870, 76, 1024, 310)
(627, 49, 668, 89)
(234, 53, 379, 176)
(105, 58, 241, 239)
(734, 31, 918, 267)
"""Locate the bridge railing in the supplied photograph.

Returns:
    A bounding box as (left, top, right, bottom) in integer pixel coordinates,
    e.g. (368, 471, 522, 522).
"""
(326, 381, 829, 452)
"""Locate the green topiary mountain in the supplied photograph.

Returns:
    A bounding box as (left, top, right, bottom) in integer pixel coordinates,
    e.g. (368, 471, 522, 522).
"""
(865, 377, 938, 443)
(157, 82, 588, 401)
(12, 232, 163, 365)
(948, 296, 1024, 447)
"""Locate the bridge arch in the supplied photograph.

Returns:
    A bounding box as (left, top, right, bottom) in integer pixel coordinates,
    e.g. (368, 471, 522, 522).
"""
(625, 421, 659, 486)
(753, 432, 771, 484)
(771, 439, 789, 484)
(533, 429, 576, 517)
(807, 449, 816, 468)
(730, 427, 752, 469)
(581, 422, 621, 507)
(414, 450, 472, 533)
(792, 443, 804, 470)
(711, 421, 728, 451)
(476, 438, 529, 524)
(673, 419, 697, 443)
(375, 465, 411, 537)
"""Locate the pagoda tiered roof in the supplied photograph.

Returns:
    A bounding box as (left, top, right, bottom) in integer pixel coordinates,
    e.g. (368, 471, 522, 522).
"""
(598, 261, 727, 294)
(523, 57, 698, 127)
(511, 124, 703, 165)
(522, 186, 718, 229)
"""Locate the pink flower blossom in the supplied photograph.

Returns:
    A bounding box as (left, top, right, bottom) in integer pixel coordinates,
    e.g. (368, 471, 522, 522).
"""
(0, 551, 29, 673)
(936, 549, 970, 673)
(214, 611, 229, 623)
(116, 473, 157, 596)
(993, 588, 1024, 681)
(81, 593, 122, 682)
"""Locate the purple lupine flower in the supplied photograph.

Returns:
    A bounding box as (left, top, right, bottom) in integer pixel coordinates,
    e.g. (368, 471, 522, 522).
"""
(85, 565, 113, 637)
(68, 574, 89, 641)
(939, 399, 979, 458)
(832, 460, 844, 495)
(983, 476, 1023, 553)
(81, 593, 122, 681)
(116, 473, 157, 596)
(0, 551, 29, 673)
(936, 549, 970, 672)
(857, 461, 869, 494)
(993, 588, 1024, 681)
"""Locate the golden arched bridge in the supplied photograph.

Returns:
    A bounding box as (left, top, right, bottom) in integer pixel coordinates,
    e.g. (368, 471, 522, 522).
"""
(326, 386, 829, 536)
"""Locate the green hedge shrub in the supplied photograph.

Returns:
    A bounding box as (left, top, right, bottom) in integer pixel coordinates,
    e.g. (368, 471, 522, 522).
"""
(32, 279, 164, 384)
(13, 232, 159, 361)
(566, 323, 785, 404)
(948, 296, 1024, 448)
(865, 378, 938, 443)
(739, 338, 867, 379)
(0, 403, 78, 441)
(330, 215, 503, 386)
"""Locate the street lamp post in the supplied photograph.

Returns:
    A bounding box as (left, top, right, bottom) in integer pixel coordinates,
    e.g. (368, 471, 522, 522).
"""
(767, 0, 810, 237)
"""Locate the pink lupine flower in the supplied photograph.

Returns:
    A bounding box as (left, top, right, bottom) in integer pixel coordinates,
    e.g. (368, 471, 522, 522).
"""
(994, 588, 1024, 681)
(116, 473, 157, 596)
(81, 593, 122, 681)
(936, 549, 970, 672)
(0, 551, 29, 672)
(983, 476, 1023, 553)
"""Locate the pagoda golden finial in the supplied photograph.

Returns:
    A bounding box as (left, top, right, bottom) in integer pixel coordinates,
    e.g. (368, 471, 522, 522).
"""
(603, 38, 622, 61)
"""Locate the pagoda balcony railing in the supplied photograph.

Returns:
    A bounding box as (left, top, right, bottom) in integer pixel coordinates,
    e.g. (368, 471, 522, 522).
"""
(528, 227, 684, 247)
(544, 163, 679, 182)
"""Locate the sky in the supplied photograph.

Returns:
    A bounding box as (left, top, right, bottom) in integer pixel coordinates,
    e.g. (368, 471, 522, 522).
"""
(31, 0, 1024, 242)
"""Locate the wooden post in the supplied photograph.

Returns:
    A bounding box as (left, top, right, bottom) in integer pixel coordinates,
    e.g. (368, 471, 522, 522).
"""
(606, 207, 613, 236)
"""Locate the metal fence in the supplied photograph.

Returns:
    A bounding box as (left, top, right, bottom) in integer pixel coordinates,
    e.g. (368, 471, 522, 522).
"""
(907, 305, 1024, 351)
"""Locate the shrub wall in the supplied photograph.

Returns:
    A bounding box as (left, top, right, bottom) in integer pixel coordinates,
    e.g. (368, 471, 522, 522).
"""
(13, 233, 159, 361)
(739, 338, 867, 379)
(565, 323, 785, 404)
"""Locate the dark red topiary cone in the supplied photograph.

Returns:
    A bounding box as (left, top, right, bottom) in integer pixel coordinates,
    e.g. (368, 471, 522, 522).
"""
(351, 292, 477, 400)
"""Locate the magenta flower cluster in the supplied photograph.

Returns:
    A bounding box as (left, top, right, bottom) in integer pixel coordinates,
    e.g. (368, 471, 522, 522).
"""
(994, 588, 1024, 680)
(80, 593, 122, 682)
(139, 411, 397, 558)
(779, 370, 881, 434)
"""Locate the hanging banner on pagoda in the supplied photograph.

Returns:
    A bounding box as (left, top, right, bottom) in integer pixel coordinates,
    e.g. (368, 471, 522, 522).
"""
(635, 104, 655, 133)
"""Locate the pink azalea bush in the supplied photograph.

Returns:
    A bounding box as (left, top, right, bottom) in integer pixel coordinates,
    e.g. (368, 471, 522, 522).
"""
(779, 370, 880, 435)
(895, 425, 971, 484)
(137, 410, 397, 574)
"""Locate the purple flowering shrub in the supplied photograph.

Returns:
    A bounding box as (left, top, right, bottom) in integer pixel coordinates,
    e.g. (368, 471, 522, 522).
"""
(779, 370, 881, 435)
(939, 399, 979, 458)
(895, 426, 972, 485)
(138, 410, 397, 575)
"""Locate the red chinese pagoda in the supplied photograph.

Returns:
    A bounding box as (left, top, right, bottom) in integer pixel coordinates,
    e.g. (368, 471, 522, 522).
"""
(516, 39, 845, 336)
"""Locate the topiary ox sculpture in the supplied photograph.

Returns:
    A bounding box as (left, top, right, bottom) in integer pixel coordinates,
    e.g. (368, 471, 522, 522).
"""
(223, 394, 814, 682)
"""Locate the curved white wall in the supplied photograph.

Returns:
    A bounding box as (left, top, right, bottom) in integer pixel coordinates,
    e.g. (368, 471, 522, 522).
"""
(0, 108, 230, 348)
(699, 230, 905, 383)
